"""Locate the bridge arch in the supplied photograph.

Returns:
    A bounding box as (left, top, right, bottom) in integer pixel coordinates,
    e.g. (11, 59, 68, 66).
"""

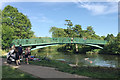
(12, 38, 107, 51)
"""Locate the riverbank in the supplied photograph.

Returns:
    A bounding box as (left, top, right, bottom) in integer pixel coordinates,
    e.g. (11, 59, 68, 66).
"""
(29, 56, 120, 79)
(2, 54, 119, 79)
(2, 58, 90, 79)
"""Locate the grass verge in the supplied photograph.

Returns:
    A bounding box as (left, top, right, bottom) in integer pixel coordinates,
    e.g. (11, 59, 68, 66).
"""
(2, 65, 36, 78)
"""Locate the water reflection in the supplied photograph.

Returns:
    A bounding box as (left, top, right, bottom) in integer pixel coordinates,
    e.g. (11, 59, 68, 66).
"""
(33, 50, 119, 68)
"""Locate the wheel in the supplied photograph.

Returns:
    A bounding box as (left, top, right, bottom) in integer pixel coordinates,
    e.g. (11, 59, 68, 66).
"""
(14, 61, 16, 64)
(7, 59, 12, 64)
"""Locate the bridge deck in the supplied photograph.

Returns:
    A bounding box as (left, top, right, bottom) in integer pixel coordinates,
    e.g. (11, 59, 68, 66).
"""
(12, 38, 107, 47)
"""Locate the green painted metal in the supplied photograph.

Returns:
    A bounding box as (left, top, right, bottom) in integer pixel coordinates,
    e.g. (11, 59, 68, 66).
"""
(31, 44, 59, 51)
(12, 37, 107, 47)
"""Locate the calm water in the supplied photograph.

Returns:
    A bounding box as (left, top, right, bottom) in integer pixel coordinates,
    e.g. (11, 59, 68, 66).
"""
(33, 50, 119, 68)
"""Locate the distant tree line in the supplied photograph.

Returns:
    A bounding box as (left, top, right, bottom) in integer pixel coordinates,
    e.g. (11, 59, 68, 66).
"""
(49, 20, 120, 55)
(49, 20, 105, 40)
(100, 33, 120, 54)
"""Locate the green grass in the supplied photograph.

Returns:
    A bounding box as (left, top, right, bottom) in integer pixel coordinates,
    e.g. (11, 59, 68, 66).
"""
(29, 58, 120, 79)
(2, 65, 36, 78)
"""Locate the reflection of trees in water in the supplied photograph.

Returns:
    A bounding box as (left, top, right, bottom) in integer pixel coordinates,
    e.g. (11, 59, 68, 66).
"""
(34, 50, 119, 67)
(75, 55, 78, 66)
(98, 54, 118, 61)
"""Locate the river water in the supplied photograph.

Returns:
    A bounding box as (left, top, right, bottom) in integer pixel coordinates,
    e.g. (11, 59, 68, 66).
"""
(33, 50, 119, 68)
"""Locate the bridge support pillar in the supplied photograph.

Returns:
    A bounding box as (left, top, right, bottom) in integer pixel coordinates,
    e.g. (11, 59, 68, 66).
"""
(76, 44, 78, 52)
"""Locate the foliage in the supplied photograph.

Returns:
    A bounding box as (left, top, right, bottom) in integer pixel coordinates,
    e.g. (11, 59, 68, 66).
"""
(49, 19, 119, 55)
(105, 34, 115, 42)
(49, 20, 104, 39)
(100, 33, 120, 54)
(49, 20, 106, 53)
(49, 27, 68, 37)
(2, 25, 14, 49)
(2, 5, 34, 50)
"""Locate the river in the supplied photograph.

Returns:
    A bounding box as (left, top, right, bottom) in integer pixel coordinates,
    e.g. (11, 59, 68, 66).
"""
(32, 50, 119, 68)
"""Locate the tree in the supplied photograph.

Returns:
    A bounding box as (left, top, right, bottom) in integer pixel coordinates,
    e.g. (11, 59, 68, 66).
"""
(100, 33, 120, 54)
(64, 20, 73, 37)
(105, 34, 115, 42)
(72, 25, 82, 38)
(2, 5, 34, 39)
(2, 5, 34, 49)
(2, 25, 14, 49)
(49, 27, 68, 37)
(101, 36, 106, 40)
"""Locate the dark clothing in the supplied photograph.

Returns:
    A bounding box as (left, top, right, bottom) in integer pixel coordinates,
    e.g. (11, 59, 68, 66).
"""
(25, 50, 29, 58)
(14, 50, 19, 60)
(18, 47, 23, 55)
(25, 54, 28, 58)
(15, 52, 19, 60)
(28, 52, 31, 55)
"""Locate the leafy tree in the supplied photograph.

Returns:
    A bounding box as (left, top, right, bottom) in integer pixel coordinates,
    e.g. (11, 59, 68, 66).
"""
(105, 34, 115, 42)
(49, 27, 68, 37)
(87, 26, 95, 35)
(64, 20, 73, 29)
(2, 5, 34, 39)
(2, 25, 14, 49)
(72, 25, 82, 38)
(101, 36, 106, 40)
(100, 33, 120, 54)
(2, 5, 34, 49)
(64, 20, 73, 37)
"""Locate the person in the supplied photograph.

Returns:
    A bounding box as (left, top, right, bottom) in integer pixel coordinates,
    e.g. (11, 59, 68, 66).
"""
(71, 38, 73, 43)
(7, 48, 15, 61)
(27, 46, 31, 59)
(18, 44, 23, 62)
(15, 48, 20, 66)
(9, 45, 16, 59)
(25, 48, 29, 64)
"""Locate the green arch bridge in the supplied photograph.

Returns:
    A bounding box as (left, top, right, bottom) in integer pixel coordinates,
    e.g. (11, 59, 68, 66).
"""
(12, 37, 108, 51)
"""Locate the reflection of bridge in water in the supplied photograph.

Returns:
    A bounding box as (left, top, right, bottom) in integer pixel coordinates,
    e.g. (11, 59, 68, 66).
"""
(12, 38, 108, 51)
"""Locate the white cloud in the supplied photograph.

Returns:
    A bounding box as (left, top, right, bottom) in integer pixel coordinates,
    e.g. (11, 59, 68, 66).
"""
(77, 2, 118, 15)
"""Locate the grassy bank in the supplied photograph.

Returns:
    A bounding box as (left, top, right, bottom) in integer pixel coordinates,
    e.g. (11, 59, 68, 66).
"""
(2, 65, 35, 78)
(29, 58, 120, 79)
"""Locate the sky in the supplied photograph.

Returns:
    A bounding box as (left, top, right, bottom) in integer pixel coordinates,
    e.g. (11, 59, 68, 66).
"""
(1, 2, 118, 37)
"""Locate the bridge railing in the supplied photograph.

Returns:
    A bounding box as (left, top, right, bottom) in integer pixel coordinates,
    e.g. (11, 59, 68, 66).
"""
(12, 37, 107, 46)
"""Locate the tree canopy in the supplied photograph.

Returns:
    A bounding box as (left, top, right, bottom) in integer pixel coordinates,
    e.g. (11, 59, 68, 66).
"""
(2, 5, 34, 49)
(49, 20, 119, 54)
(50, 20, 103, 40)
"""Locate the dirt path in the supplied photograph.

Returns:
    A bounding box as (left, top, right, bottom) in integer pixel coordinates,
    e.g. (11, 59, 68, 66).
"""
(2, 58, 92, 78)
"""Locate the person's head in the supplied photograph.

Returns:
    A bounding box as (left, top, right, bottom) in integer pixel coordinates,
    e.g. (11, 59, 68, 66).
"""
(12, 45, 15, 49)
(28, 46, 31, 49)
(19, 44, 22, 47)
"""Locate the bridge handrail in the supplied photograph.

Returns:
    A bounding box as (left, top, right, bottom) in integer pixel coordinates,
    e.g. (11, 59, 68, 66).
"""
(12, 37, 108, 46)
